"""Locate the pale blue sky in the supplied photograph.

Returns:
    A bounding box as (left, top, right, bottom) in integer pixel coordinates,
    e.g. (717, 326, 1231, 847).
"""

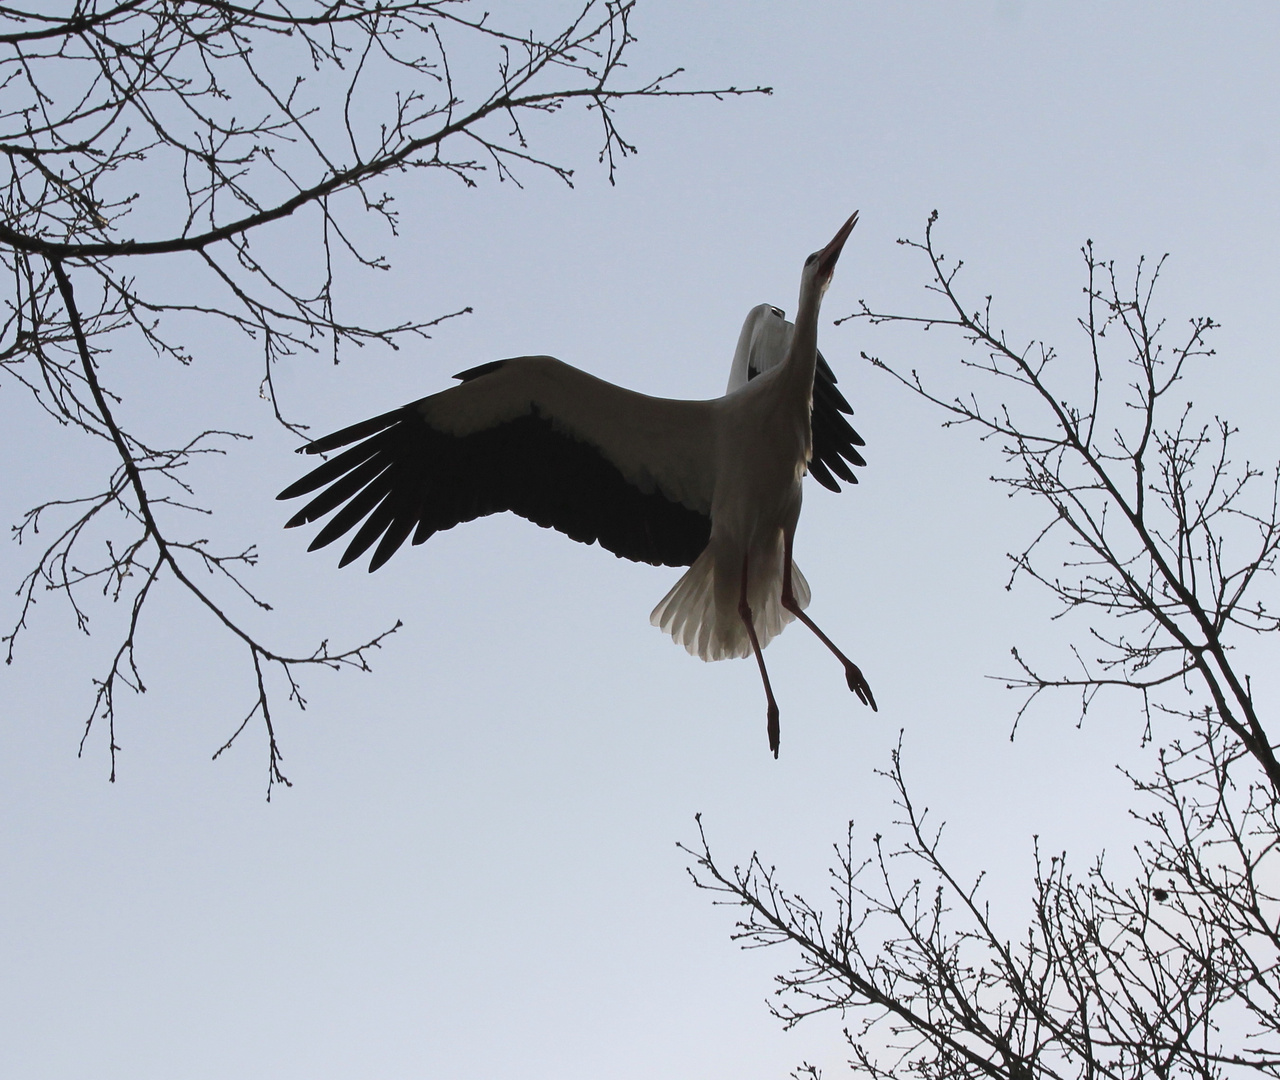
(3, 3, 1278, 1077)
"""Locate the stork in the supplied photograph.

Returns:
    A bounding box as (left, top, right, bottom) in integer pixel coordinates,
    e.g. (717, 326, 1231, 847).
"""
(278, 212, 875, 755)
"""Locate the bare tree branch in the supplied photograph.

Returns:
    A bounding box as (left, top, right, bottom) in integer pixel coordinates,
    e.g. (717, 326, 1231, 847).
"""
(842, 213, 1279, 789)
(1, 0, 769, 784)
(691, 218, 1279, 1079)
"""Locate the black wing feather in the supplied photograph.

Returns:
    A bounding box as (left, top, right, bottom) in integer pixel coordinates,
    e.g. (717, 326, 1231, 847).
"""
(370, 509, 418, 571)
(278, 438, 383, 501)
(300, 408, 403, 456)
(308, 475, 393, 553)
(747, 347, 867, 492)
(339, 492, 401, 568)
(809, 350, 867, 492)
(807, 457, 838, 491)
(280, 403, 711, 571)
(284, 453, 390, 528)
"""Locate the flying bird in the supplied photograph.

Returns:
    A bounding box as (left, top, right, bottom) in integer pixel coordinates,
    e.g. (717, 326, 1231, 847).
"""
(278, 212, 875, 755)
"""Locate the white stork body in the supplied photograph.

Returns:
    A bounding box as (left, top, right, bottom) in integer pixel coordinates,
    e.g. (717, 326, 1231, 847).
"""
(279, 213, 873, 755)
(652, 342, 813, 662)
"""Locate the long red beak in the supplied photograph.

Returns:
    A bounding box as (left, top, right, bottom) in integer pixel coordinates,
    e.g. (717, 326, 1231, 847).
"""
(816, 210, 859, 279)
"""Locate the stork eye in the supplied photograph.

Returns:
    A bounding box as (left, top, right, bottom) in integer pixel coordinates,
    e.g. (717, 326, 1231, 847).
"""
(770, 306, 785, 318)
(804, 253, 818, 266)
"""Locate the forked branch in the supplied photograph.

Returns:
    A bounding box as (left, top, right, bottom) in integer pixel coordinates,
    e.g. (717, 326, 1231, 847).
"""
(842, 213, 1279, 789)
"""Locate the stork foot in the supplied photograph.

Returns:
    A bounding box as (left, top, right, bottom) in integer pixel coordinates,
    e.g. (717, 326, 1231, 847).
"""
(767, 701, 780, 759)
(844, 663, 877, 711)
(782, 535, 876, 717)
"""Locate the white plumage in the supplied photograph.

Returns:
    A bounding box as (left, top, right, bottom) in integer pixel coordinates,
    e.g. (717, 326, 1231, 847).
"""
(651, 303, 821, 661)
(279, 213, 874, 755)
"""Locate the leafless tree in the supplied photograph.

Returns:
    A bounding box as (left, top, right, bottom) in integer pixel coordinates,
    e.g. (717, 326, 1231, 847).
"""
(0, 0, 764, 792)
(687, 214, 1280, 1079)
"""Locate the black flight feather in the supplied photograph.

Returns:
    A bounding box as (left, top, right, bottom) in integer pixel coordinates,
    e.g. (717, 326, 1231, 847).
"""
(279, 401, 711, 571)
(810, 350, 866, 491)
(744, 348, 865, 491)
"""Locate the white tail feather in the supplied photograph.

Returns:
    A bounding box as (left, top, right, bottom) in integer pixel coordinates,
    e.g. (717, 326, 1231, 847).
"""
(650, 546, 810, 662)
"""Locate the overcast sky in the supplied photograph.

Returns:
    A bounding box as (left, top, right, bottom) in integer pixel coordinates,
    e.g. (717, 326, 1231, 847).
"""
(3, 3, 1279, 1078)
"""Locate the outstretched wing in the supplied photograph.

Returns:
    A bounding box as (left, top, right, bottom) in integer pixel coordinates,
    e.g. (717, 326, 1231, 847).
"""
(278, 356, 716, 571)
(727, 303, 867, 492)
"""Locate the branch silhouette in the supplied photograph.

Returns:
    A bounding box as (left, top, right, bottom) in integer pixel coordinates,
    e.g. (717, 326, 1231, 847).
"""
(0, 0, 768, 789)
(691, 217, 1279, 1078)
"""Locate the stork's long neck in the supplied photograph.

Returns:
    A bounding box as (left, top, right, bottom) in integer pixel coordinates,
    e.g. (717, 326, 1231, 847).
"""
(779, 273, 825, 399)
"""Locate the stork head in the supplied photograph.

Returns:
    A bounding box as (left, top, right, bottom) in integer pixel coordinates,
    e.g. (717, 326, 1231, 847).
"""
(802, 211, 859, 297)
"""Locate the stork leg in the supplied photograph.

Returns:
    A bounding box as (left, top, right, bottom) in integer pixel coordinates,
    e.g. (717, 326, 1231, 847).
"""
(781, 533, 877, 711)
(738, 554, 781, 758)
